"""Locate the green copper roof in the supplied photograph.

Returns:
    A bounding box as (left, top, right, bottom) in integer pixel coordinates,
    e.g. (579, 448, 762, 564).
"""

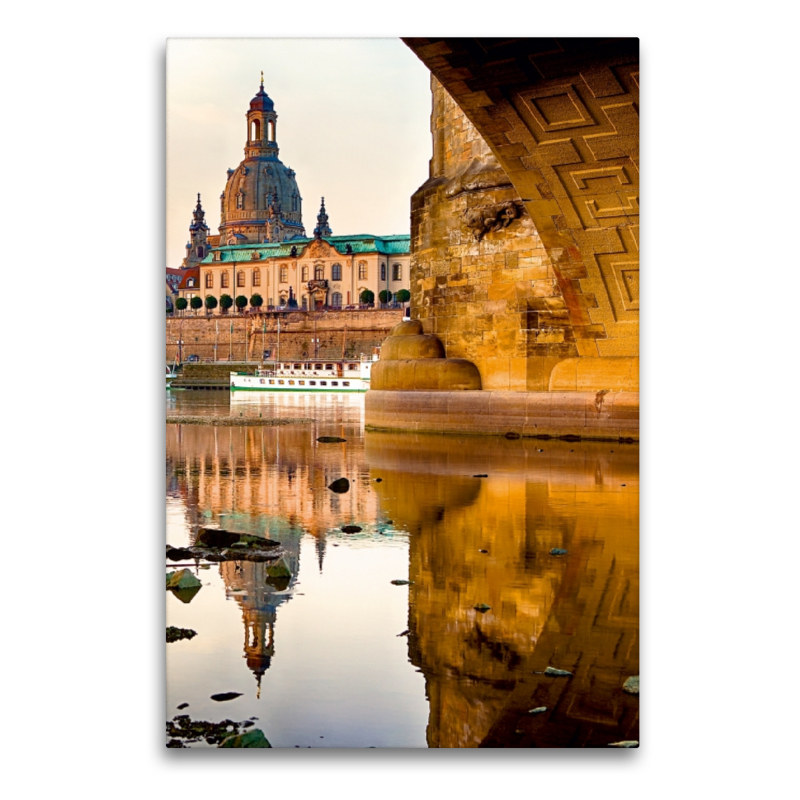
(200, 234, 410, 264)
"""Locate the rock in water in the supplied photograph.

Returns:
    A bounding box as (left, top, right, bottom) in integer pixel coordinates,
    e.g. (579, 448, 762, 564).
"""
(170, 586, 201, 604)
(264, 558, 292, 579)
(390, 579, 412, 586)
(374, 478, 383, 483)
(473, 474, 488, 478)
(166, 547, 193, 561)
(196, 528, 241, 548)
(550, 548, 568, 556)
(166, 569, 202, 590)
(218, 729, 271, 748)
(210, 692, 243, 702)
(505, 432, 521, 439)
(544, 666, 573, 677)
(317, 436, 346, 443)
(527, 707, 547, 715)
(623, 675, 639, 695)
(473, 603, 491, 612)
(328, 477, 350, 493)
(166, 626, 197, 643)
(608, 740, 639, 748)
(176, 703, 189, 710)
(341, 525, 362, 533)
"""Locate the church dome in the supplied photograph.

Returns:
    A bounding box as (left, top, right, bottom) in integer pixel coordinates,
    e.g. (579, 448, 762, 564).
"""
(250, 85, 274, 112)
(218, 82, 305, 244)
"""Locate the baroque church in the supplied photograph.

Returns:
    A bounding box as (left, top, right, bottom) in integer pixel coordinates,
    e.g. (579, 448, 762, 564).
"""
(168, 78, 410, 312)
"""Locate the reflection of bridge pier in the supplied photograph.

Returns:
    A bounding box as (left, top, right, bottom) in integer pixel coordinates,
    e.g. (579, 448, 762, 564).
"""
(366, 430, 639, 747)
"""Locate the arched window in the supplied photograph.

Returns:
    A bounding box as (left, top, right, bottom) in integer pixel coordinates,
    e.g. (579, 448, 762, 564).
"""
(280, 265, 288, 283)
(252, 269, 261, 287)
(331, 292, 342, 308)
(359, 262, 368, 280)
(331, 263, 342, 281)
(221, 272, 230, 288)
(205, 273, 213, 289)
(381, 263, 386, 281)
(251, 119, 261, 140)
(269, 120, 276, 141)
(392, 263, 402, 281)
(237, 271, 246, 287)
(197, 246, 204, 258)
(236, 191, 244, 210)
(315, 265, 324, 280)
(301, 265, 309, 282)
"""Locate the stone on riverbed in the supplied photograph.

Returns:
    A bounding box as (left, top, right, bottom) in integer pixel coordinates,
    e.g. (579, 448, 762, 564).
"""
(391, 579, 412, 586)
(210, 692, 242, 702)
(544, 666, 573, 677)
(317, 436, 346, 443)
(196, 528, 241, 548)
(623, 675, 639, 695)
(265, 558, 292, 579)
(328, 477, 350, 493)
(166, 627, 197, 643)
(550, 548, 568, 556)
(473, 603, 491, 612)
(219, 729, 271, 748)
(527, 707, 547, 715)
(166, 569, 202, 590)
(341, 525, 362, 533)
(166, 547, 193, 561)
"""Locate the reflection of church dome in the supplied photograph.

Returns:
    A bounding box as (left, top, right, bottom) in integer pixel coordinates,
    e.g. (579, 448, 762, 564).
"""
(219, 79, 305, 244)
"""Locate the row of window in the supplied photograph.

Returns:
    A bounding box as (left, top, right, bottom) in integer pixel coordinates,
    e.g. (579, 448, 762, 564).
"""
(203, 264, 403, 288)
(259, 379, 351, 387)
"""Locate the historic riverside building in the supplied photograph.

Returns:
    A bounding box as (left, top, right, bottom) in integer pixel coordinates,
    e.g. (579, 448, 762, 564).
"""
(171, 78, 410, 311)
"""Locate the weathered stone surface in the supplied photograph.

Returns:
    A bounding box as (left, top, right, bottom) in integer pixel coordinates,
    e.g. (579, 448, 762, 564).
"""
(371, 359, 481, 391)
(380, 334, 446, 361)
(197, 528, 241, 548)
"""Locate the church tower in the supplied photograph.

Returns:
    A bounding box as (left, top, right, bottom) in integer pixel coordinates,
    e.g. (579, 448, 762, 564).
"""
(313, 197, 332, 239)
(182, 193, 210, 268)
(219, 76, 305, 245)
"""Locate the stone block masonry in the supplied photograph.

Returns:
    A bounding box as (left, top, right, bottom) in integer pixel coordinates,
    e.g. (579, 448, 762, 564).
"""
(167, 309, 402, 363)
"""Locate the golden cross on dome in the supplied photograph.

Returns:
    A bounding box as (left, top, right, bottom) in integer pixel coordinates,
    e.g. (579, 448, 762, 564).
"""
(260, 70, 264, 87)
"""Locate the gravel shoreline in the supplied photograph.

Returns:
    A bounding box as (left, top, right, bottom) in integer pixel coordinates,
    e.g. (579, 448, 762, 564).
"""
(167, 415, 315, 427)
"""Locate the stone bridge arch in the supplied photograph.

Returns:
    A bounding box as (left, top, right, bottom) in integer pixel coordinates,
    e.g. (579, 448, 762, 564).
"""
(366, 38, 639, 440)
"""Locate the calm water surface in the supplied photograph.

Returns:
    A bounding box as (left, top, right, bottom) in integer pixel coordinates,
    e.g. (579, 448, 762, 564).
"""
(166, 391, 639, 748)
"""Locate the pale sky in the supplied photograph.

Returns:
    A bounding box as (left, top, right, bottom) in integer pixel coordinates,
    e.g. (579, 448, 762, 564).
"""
(166, 39, 433, 267)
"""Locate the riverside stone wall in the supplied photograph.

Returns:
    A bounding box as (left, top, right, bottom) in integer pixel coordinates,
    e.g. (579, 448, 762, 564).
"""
(166, 309, 403, 363)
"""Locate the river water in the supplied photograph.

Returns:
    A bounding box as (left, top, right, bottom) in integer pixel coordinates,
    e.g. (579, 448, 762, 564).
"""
(166, 391, 639, 748)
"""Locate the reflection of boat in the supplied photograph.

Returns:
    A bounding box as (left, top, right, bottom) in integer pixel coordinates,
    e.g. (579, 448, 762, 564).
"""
(230, 355, 378, 393)
(167, 364, 178, 388)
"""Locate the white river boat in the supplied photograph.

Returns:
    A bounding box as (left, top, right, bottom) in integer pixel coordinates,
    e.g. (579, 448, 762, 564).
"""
(229, 354, 378, 393)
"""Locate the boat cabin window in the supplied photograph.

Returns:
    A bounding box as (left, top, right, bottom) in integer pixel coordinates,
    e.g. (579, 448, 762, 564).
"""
(332, 381, 338, 386)
(260, 379, 265, 384)
(315, 364, 323, 370)
(278, 380, 285, 385)
(309, 381, 316, 386)
(320, 381, 327, 386)
(294, 363, 301, 369)
(325, 364, 333, 370)
(299, 381, 305, 386)
(343, 381, 350, 387)
(269, 380, 275, 385)
(348, 363, 357, 370)
(289, 380, 295, 385)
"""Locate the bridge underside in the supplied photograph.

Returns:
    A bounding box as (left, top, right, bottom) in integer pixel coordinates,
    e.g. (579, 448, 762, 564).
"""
(366, 38, 639, 440)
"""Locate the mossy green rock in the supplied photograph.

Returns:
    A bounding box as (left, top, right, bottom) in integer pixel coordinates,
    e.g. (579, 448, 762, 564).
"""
(166, 569, 202, 590)
(218, 729, 271, 748)
(265, 558, 291, 579)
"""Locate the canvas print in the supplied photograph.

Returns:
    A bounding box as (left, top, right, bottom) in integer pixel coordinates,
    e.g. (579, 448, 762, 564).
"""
(166, 37, 639, 748)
